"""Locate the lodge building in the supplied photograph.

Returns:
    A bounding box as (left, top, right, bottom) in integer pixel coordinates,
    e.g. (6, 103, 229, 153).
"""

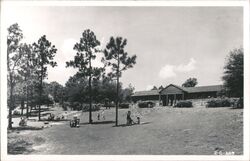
(132, 84, 223, 106)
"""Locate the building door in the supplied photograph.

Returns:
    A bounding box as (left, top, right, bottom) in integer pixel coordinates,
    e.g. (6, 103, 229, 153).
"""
(162, 96, 167, 106)
(168, 95, 174, 106)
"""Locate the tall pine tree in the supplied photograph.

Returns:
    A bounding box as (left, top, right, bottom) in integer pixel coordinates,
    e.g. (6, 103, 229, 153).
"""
(33, 35, 57, 120)
(7, 23, 23, 129)
(103, 37, 137, 126)
(66, 29, 103, 124)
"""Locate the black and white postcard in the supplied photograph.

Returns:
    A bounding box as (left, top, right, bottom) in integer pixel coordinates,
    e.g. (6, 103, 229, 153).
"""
(1, 0, 249, 161)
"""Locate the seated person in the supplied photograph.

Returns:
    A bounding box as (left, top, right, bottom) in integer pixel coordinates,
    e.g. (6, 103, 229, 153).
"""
(56, 116, 60, 120)
(19, 117, 27, 126)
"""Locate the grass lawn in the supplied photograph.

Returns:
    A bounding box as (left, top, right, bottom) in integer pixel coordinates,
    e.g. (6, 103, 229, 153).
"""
(8, 106, 243, 155)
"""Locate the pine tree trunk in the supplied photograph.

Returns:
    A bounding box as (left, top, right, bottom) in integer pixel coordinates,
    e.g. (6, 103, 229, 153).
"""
(26, 84, 29, 118)
(7, 48, 13, 129)
(30, 85, 34, 116)
(38, 67, 43, 121)
(8, 81, 14, 129)
(115, 55, 120, 126)
(89, 57, 93, 124)
(21, 101, 24, 116)
(39, 79, 42, 121)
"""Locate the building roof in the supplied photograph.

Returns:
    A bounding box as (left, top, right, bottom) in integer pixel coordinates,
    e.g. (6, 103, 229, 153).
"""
(132, 89, 160, 97)
(181, 85, 223, 93)
(162, 84, 223, 93)
(132, 84, 223, 97)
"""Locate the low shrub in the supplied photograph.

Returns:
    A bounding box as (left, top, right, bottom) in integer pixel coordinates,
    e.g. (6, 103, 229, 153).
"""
(64, 102, 82, 111)
(104, 103, 116, 108)
(13, 110, 21, 115)
(71, 102, 82, 111)
(61, 103, 68, 111)
(174, 100, 193, 108)
(119, 103, 130, 109)
(138, 101, 155, 108)
(206, 98, 231, 108)
(62, 102, 71, 110)
(237, 98, 243, 108)
(82, 104, 100, 112)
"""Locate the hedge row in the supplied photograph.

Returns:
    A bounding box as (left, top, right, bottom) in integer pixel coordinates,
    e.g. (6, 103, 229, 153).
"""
(138, 101, 155, 108)
(63, 102, 100, 111)
(174, 100, 193, 108)
(206, 98, 243, 108)
(119, 103, 130, 109)
(82, 104, 100, 112)
(206, 99, 231, 107)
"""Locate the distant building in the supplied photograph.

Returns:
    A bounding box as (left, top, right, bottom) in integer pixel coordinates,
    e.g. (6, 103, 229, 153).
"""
(132, 84, 223, 106)
(131, 89, 161, 102)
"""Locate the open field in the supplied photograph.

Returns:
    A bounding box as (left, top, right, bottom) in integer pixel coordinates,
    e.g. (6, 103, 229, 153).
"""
(8, 106, 243, 155)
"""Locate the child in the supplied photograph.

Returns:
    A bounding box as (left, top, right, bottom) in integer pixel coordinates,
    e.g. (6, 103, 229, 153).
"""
(97, 113, 100, 120)
(137, 116, 140, 124)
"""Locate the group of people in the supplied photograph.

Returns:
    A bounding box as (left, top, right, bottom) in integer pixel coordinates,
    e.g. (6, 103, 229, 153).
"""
(126, 110, 140, 125)
(19, 108, 140, 127)
(97, 109, 106, 120)
(70, 115, 80, 127)
(48, 113, 65, 121)
(96, 109, 140, 126)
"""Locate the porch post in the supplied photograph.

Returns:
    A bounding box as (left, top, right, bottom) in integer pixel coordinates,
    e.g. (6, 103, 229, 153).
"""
(182, 93, 184, 100)
(159, 93, 161, 106)
(166, 94, 168, 106)
(174, 94, 176, 106)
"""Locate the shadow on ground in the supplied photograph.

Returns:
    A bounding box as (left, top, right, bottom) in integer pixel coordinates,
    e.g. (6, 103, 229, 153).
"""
(229, 107, 244, 110)
(113, 122, 151, 127)
(9, 126, 43, 131)
(80, 120, 115, 125)
(8, 144, 34, 154)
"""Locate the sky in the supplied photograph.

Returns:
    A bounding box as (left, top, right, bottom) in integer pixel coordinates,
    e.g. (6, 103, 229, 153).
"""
(3, 6, 243, 91)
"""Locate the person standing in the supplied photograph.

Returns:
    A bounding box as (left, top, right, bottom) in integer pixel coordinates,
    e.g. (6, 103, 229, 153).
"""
(126, 111, 134, 125)
(101, 109, 105, 120)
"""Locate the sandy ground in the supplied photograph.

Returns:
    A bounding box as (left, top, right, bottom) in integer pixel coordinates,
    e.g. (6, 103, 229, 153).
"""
(8, 106, 243, 155)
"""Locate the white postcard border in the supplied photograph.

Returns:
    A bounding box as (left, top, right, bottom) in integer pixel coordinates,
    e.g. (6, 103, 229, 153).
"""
(1, 1, 249, 161)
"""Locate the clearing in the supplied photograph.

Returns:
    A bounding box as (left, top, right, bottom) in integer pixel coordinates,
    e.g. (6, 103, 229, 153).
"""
(8, 106, 243, 155)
